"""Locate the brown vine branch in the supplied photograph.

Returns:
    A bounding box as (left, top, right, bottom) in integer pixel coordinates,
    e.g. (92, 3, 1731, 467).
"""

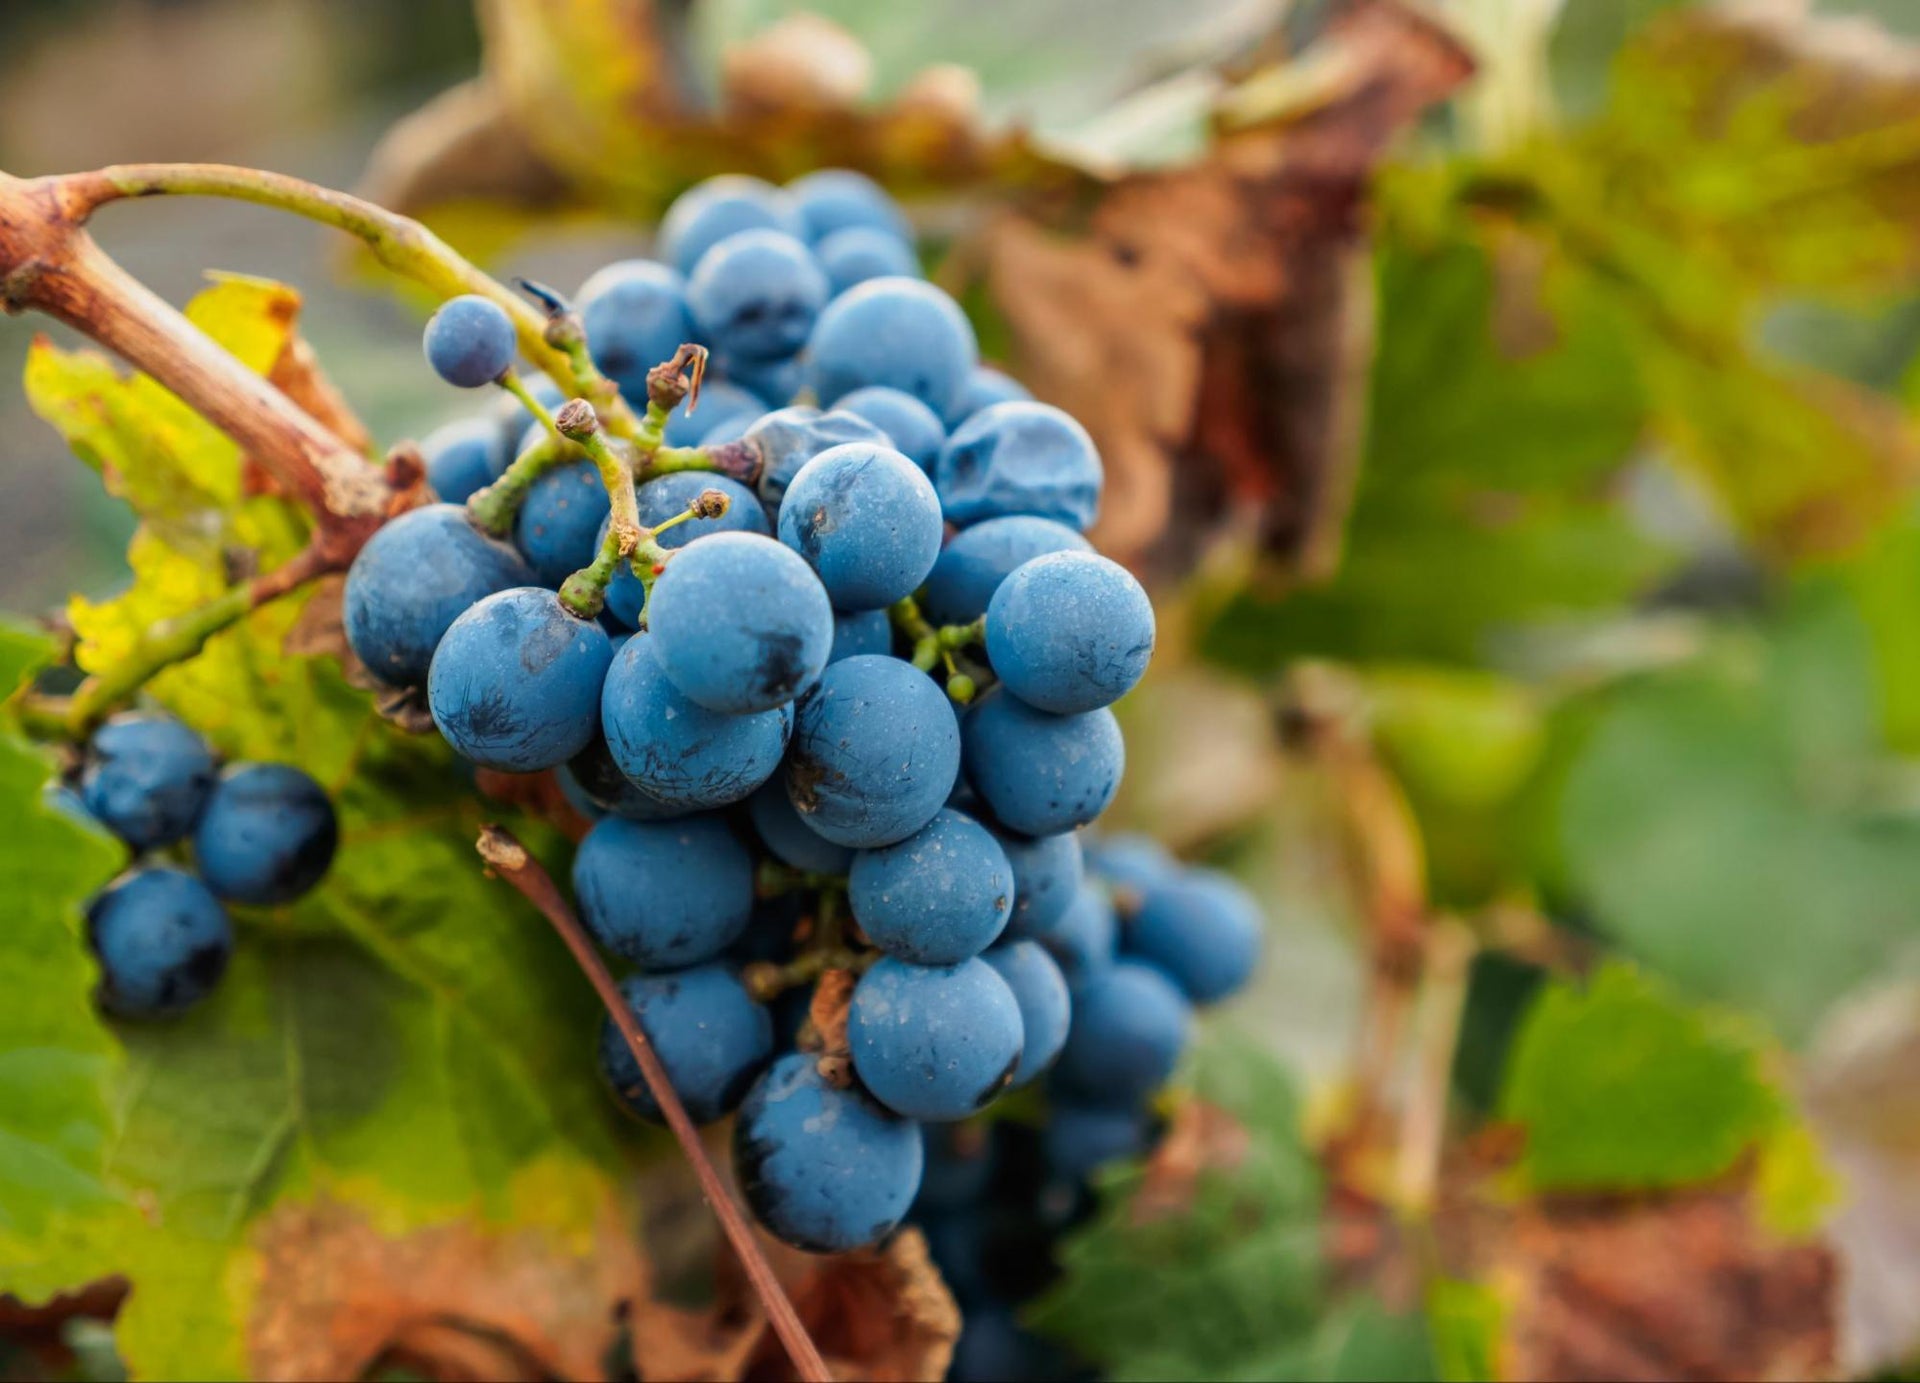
(473, 825, 832, 1383)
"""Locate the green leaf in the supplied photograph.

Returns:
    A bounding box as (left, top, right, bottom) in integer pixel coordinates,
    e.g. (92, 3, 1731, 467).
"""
(1499, 964, 1778, 1192)
(1427, 1278, 1503, 1383)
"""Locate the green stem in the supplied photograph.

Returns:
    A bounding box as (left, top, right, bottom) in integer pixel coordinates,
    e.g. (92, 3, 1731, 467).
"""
(498, 370, 558, 435)
(467, 434, 575, 537)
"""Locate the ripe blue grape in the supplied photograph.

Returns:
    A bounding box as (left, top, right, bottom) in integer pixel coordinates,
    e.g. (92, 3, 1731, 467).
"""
(848, 956, 1024, 1120)
(787, 168, 911, 244)
(80, 713, 217, 852)
(86, 866, 232, 1018)
(742, 405, 890, 518)
(561, 733, 683, 821)
(915, 1124, 996, 1212)
(720, 352, 805, 409)
(961, 690, 1123, 836)
(733, 1052, 924, 1253)
(687, 229, 828, 363)
(847, 808, 1012, 965)
(946, 365, 1032, 425)
(982, 940, 1070, 1085)
(647, 533, 833, 713)
(993, 827, 1083, 940)
(601, 473, 770, 628)
(577, 259, 695, 402)
(1042, 1100, 1151, 1178)
(345, 503, 533, 688)
(785, 654, 960, 848)
(657, 175, 805, 276)
(424, 294, 517, 388)
(947, 1303, 1055, 1383)
(192, 763, 338, 905)
(572, 814, 754, 968)
(698, 414, 756, 446)
(986, 550, 1155, 713)
(1084, 830, 1178, 895)
(662, 380, 765, 446)
(1028, 881, 1117, 978)
(830, 608, 893, 662)
(1051, 959, 1191, 1104)
(427, 587, 612, 771)
(777, 443, 943, 611)
(919, 514, 1091, 626)
(935, 402, 1103, 531)
(599, 634, 791, 810)
(746, 778, 852, 875)
(1124, 868, 1262, 1005)
(421, 416, 512, 504)
(513, 456, 611, 588)
(833, 386, 946, 472)
(817, 226, 919, 297)
(597, 963, 773, 1124)
(807, 278, 978, 418)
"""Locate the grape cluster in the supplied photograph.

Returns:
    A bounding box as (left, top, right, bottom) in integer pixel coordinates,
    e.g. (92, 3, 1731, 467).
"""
(45, 714, 339, 1018)
(344, 170, 1260, 1266)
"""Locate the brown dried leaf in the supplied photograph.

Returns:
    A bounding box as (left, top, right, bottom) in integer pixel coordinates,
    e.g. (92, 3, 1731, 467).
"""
(723, 14, 875, 116)
(282, 573, 347, 662)
(1130, 1097, 1252, 1223)
(270, 334, 372, 456)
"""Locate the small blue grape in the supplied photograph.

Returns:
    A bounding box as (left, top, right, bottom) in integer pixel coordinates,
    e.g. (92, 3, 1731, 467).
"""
(1029, 881, 1118, 979)
(778, 443, 943, 611)
(817, 226, 919, 297)
(602, 474, 770, 628)
(734, 1052, 924, 1253)
(192, 763, 338, 906)
(742, 405, 890, 519)
(1042, 1100, 1152, 1179)
(915, 1124, 997, 1213)
(947, 1302, 1057, 1383)
(1125, 868, 1262, 1005)
(562, 733, 684, 822)
(746, 778, 852, 875)
(785, 655, 960, 848)
(986, 550, 1155, 714)
(787, 168, 911, 244)
(647, 533, 834, 713)
(834, 386, 946, 472)
(424, 294, 517, 388)
(572, 814, 754, 968)
(427, 587, 612, 771)
(514, 456, 611, 588)
(935, 402, 1102, 531)
(658, 175, 806, 276)
(961, 689, 1123, 837)
(919, 515, 1091, 626)
(345, 503, 533, 688)
(87, 866, 232, 1018)
(992, 827, 1083, 941)
(577, 259, 695, 403)
(830, 608, 893, 662)
(80, 713, 217, 852)
(598, 963, 773, 1125)
(1051, 960, 1191, 1104)
(600, 634, 791, 811)
(698, 414, 757, 447)
(807, 278, 978, 418)
(687, 230, 828, 363)
(720, 352, 806, 409)
(982, 940, 1070, 1085)
(421, 416, 513, 504)
(849, 956, 1024, 1120)
(946, 365, 1032, 426)
(662, 380, 765, 447)
(1084, 831, 1178, 895)
(848, 809, 1012, 965)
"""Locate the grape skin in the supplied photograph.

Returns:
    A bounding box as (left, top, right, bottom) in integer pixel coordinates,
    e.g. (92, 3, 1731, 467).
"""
(1042, 1099, 1152, 1178)
(1027, 881, 1119, 979)
(86, 867, 232, 1018)
(742, 405, 890, 519)
(829, 608, 894, 663)
(686, 229, 828, 364)
(982, 940, 1072, 1085)
(848, 956, 1025, 1121)
(945, 364, 1033, 426)
(577, 259, 695, 403)
(777, 443, 944, 612)
(961, 689, 1124, 837)
(192, 763, 338, 906)
(572, 815, 754, 969)
(661, 380, 764, 447)
(80, 713, 217, 853)
(562, 734, 684, 822)
(992, 827, 1084, 940)
(1051, 959, 1192, 1105)
(920, 514, 1092, 627)
(847, 808, 1013, 965)
(601, 474, 770, 629)
(986, 549, 1156, 714)
(597, 964, 772, 1125)
(423, 294, 517, 388)
(934, 401, 1103, 531)
(421, 416, 512, 504)
(807, 277, 979, 418)
(787, 168, 912, 245)
(833, 386, 947, 473)
(657, 175, 805, 277)
(513, 456, 611, 589)
(746, 778, 852, 875)
(1123, 868, 1263, 1005)
(817, 226, 920, 297)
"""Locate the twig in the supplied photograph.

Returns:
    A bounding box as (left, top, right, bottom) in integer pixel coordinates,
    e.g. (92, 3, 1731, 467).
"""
(473, 825, 831, 1383)
(1393, 919, 1475, 1216)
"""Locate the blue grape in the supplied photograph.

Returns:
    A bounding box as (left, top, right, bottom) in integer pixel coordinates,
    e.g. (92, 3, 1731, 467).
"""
(982, 940, 1070, 1085)
(746, 778, 852, 875)
(86, 866, 231, 1018)
(80, 713, 217, 852)
(808, 278, 978, 418)
(687, 230, 828, 363)
(734, 1052, 924, 1253)
(1125, 868, 1262, 1005)
(1051, 960, 1191, 1104)
(514, 458, 611, 587)
(848, 809, 1012, 965)
(600, 634, 791, 810)
(817, 226, 919, 297)
(601, 474, 770, 628)
(421, 416, 512, 504)
(986, 550, 1155, 714)
(562, 733, 683, 821)
(848, 956, 1024, 1120)
(778, 443, 943, 611)
(41, 779, 97, 829)
(577, 259, 695, 403)
(993, 827, 1083, 941)
(785, 654, 960, 848)
(918, 1211, 992, 1306)
(787, 168, 911, 244)
(961, 690, 1123, 837)
(658, 175, 805, 276)
(648, 533, 834, 713)
(834, 386, 946, 472)
(1084, 830, 1177, 895)
(742, 405, 890, 518)
(946, 365, 1032, 425)
(662, 380, 765, 446)
(424, 294, 517, 388)
(935, 402, 1102, 531)
(1029, 882, 1117, 978)
(947, 1303, 1055, 1383)
(698, 414, 757, 446)
(720, 352, 806, 409)
(427, 587, 612, 771)
(344, 503, 533, 688)
(919, 515, 1091, 626)
(1042, 1100, 1151, 1178)
(830, 608, 893, 662)
(192, 763, 338, 905)
(915, 1124, 996, 1213)
(572, 814, 754, 968)
(598, 963, 772, 1125)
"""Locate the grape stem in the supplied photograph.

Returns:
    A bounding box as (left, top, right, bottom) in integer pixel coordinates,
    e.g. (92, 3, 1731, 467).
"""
(473, 825, 831, 1383)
